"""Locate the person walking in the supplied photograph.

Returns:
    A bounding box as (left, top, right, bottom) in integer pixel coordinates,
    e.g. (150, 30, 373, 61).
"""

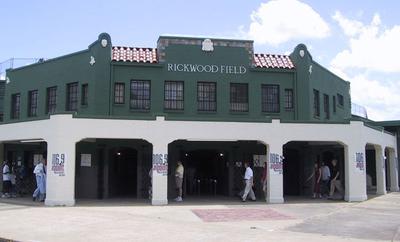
(261, 161, 268, 201)
(2, 161, 12, 198)
(242, 161, 256, 202)
(174, 161, 184, 202)
(306, 162, 322, 198)
(32, 159, 46, 202)
(329, 159, 343, 199)
(321, 161, 331, 197)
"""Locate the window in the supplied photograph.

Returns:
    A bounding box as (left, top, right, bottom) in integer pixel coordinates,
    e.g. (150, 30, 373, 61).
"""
(313, 89, 320, 117)
(0, 113, 3, 122)
(130, 80, 151, 110)
(284, 89, 294, 110)
(333, 95, 336, 113)
(28, 90, 38, 117)
(11, 93, 20, 119)
(81, 84, 88, 106)
(230, 83, 248, 112)
(198, 82, 216, 111)
(337, 93, 344, 106)
(323, 94, 330, 119)
(114, 83, 125, 104)
(164, 81, 184, 110)
(46, 86, 57, 114)
(261, 85, 280, 112)
(66, 82, 78, 111)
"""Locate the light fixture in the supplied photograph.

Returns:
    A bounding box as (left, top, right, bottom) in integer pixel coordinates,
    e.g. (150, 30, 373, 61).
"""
(20, 139, 45, 143)
(117, 152, 121, 156)
(185, 153, 189, 157)
(219, 153, 224, 157)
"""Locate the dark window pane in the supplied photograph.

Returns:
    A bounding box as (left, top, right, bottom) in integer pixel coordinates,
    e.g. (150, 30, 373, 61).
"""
(337, 94, 344, 106)
(66, 82, 78, 111)
(164, 81, 184, 110)
(81, 84, 88, 106)
(284, 89, 294, 109)
(11, 93, 20, 119)
(28, 90, 38, 117)
(130, 80, 151, 110)
(198, 82, 216, 111)
(313, 89, 320, 117)
(114, 83, 125, 104)
(230, 83, 248, 112)
(46, 87, 57, 114)
(262, 85, 280, 113)
(324, 94, 330, 119)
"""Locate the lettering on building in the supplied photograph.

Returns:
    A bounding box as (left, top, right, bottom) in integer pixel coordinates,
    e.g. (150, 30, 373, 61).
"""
(269, 153, 284, 175)
(355, 152, 365, 173)
(167, 63, 247, 75)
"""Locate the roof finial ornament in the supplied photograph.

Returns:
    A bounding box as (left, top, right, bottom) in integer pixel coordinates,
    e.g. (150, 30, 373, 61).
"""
(202, 39, 214, 52)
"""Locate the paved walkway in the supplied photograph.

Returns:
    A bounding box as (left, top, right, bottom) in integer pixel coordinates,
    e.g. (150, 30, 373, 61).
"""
(0, 193, 399, 242)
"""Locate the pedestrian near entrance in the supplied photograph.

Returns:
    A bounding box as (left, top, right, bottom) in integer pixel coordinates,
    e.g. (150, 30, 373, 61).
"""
(2, 161, 12, 198)
(306, 162, 322, 198)
(174, 161, 184, 202)
(242, 161, 256, 202)
(261, 161, 268, 201)
(321, 161, 331, 197)
(32, 158, 46, 202)
(329, 159, 343, 199)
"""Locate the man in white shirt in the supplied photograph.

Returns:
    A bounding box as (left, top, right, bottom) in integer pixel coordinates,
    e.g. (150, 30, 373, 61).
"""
(32, 159, 46, 202)
(242, 161, 256, 202)
(321, 161, 331, 197)
(2, 161, 11, 198)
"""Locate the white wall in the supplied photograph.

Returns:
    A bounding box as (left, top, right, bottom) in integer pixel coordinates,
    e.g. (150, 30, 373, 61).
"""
(0, 115, 397, 205)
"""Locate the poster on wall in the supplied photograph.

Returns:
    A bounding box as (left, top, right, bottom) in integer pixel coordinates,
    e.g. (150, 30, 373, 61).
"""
(51, 153, 66, 176)
(253, 155, 266, 167)
(269, 153, 283, 175)
(355, 152, 365, 174)
(152, 153, 168, 176)
(80, 154, 92, 167)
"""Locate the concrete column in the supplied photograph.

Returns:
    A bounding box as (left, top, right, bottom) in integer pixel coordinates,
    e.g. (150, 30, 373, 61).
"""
(375, 145, 386, 195)
(388, 149, 399, 192)
(151, 142, 168, 205)
(266, 143, 284, 204)
(344, 143, 367, 202)
(45, 138, 77, 206)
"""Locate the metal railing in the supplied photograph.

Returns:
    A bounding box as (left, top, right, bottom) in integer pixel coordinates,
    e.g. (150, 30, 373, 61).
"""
(0, 58, 45, 80)
(351, 102, 368, 119)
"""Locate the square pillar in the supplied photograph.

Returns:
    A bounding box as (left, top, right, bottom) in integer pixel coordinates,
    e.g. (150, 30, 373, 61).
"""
(151, 143, 168, 205)
(0, 143, 3, 192)
(344, 143, 367, 202)
(375, 146, 386, 195)
(388, 149, 399, 192)
(45, 139, 77, 206)
(266, 143, 284, 204)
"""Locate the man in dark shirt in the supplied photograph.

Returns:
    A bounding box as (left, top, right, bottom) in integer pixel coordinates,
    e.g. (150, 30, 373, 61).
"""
(329, 159, 343, 199)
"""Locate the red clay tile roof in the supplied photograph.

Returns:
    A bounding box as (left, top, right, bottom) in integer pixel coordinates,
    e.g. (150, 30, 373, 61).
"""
(112, 46, 157, 63)
(254, 54, 295, 69)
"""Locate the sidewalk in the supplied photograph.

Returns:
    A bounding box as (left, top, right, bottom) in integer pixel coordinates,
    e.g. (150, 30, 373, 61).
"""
(0, 193, 399, 242)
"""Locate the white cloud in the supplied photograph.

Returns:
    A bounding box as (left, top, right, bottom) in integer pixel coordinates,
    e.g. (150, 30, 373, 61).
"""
(330, 12, 400, 120)
(331, 12, 400, 73)
(245, 0, 330, 45)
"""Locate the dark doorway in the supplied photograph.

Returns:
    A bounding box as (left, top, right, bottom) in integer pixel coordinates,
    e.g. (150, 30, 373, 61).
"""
(108, 148, 138, 197)
(184, 149, 227, 196)
(283, 148, 301, 195)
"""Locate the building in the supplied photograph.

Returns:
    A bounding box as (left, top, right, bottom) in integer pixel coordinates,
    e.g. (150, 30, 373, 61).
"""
(0, 33, 398, 206)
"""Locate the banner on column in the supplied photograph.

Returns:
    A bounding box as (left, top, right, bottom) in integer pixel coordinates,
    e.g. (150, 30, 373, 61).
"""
(51, 153, 66, 176)
(269, 153, 283, 175)
(153, 153, 168, 176)
(354, 152, 365, 174)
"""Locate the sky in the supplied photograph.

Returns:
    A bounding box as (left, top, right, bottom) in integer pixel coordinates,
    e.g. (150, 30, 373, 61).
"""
(1, 0, 400, 121)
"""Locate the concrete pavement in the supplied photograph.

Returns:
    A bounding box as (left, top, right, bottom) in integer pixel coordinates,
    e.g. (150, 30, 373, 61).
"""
(0, 193, 399, 242)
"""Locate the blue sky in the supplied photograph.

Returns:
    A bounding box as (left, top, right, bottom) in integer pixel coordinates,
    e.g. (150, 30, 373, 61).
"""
(1, 0, 400, 121)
